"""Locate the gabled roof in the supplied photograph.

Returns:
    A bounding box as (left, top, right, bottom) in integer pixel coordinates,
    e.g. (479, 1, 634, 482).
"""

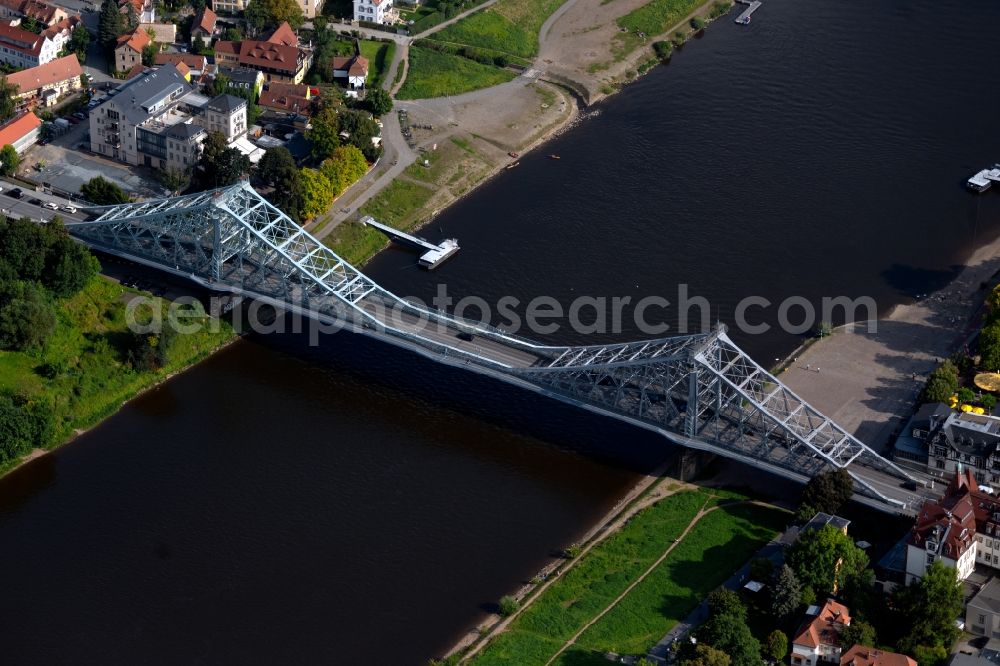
(258, 89, 310, 113)
(5, 53, 81, 93)
(266, 21, 296, 47)
(116, 28, 150, 53)
(0, 111, 40, 147)
(40, 14, 79, 40)
(192, 5, 215, 35)
(907, 469, 1000, 559)
(265, 81, 309, 98)
(840, 645, 917, 666)
(794, 599, 851, 650)
(237, 40, 300, 74)
(154, 51, 206, 70)
(19, 0, 61, 24)
(331, 54, 368, 77)
(0, 21, 48, 56)
(213, 39, 238, 56)
(165, 121, 204, 140)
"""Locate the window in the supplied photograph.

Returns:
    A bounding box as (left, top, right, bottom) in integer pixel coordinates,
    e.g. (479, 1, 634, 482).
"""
(937, 459, 946, 469)
(982, 615, 988, 625)
(926, 552, 935, 565)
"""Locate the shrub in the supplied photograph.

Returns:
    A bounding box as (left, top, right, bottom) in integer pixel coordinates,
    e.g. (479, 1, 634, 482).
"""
(498, 595, 519, 617)
(653, 40, 673, 60)
(690, 16, 705, 30)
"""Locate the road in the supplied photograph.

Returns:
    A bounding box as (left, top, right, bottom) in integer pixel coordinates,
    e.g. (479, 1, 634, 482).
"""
(0, 178, 88, 222)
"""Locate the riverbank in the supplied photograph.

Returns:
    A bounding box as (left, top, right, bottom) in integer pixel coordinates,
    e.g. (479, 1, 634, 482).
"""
(778, 229, 1000, 454)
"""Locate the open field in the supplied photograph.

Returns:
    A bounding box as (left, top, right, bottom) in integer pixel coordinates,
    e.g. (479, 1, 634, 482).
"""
(614, 0, 709, 57)
(430, 0, 566, 58)
(359, 40, 396, 87)
(471, 490, 786, 665)
(397, 47, 515, 100)
(0, 277, 235, 475)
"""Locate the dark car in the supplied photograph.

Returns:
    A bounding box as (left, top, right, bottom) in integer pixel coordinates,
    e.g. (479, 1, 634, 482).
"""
(28, 198, 42, 206)
(901, 480, 919, 491)
(456, 331, 474, 342)
(10, 188, 22, 198)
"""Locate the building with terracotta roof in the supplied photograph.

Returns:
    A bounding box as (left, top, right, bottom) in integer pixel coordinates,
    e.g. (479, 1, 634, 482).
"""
(213, 33, 311, 84)
(212, 0, 245, 14)
(331, 54, 367, 93)
(39, 14, 80, 53)
(266, 21, 297, 47)
(840, 646, 917, 666)
(154, 52, 207, 76)
(0, 110, 40, 153)
(6, 53, 82, 108)
(258, 88, 311, 114)
(903, 468, 1000, 583)
(0, 20, 56, 68)
(353, 0, 392, 24)
(791, 599, 852, 666)
(190, 6, 216, 44)
(114, 28, 150, 73)
(0, 0, 67, 27)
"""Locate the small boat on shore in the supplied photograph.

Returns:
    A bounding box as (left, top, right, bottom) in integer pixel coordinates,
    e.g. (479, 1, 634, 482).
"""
(548, 154, 561, 160)
(506, 161, 520, 170)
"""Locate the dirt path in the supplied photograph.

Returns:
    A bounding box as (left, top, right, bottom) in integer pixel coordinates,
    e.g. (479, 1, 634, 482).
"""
(543, 496, 716, 665)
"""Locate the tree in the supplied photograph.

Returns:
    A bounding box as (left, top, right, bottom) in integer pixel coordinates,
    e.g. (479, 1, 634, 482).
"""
(81, 176, 129, 204)
(19, 16, 41, 34)
(299, 167, 334, 219)
(125, 1, 139, 31)
(0, 392, 53, 463)
(840, 619, 877, 649)
(0, 280, 56, 350)
(338, 108, 382, 161)
(763, 630, 787, 662)
(894, 560, 963, 655)
(0, 144, 19, 175)
(910, 645, 948, 666)
(0, 77, 18, 123)
(99, 0, 125, 49)
(922, 359, 959, 403)
(43, 230, 99, 298)
(707, 588, 746, 622)
(984, 393, 998, 411)
(157, 167, 191, 194)
(255, 147, 302, 220)
(365, 88, 393, 116)
(696, 591, 763, 666)
(320, 145, 368, 194)
(498, 595, 518, 617)
(208, 71, 231, 97)
(749, 556, 773, 583)
(245, 0, 267, 32)
(785, 525, 868, 596)
(141, 41, 158, 66)
(192, 33, 207, 56)
(957, 387, 976, 404)
(800, 468, 854, 517)
(222, 26, 244, 41)
(770, 564, 801, 619)
(307, 106, 340, 160)
(262, 0, 304, 28)
(680, 644, 731, 666)
(198, 131, 251, 188)
(70, 24, 91, 62)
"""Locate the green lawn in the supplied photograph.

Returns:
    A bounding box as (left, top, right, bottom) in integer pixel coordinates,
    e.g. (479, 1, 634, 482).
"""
(428, 0, 566, 58)
(358, 40, 397, 87)
(614, 0, 705, 57)
(396, 46, 514, 100)
(0, 277, 235, 472)
(472, 491, 788, 665)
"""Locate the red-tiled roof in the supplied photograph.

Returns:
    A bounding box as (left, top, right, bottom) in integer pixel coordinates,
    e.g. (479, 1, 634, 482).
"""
(19, 0, 61, 24)
(259, 89, 310, 113)
(213, 39, 238, 55)
(5, 53, 81, 93)
(840, 646, 917, 666)
(154, 52, 206, 69)
(793, 600, 851, 650)
(40, 14, 79, 40)
(238, 40, 300, 73)
(0, 21, 47, 56)
(331, 55, 368, 77)
(0, 111, 40, 147)
(193, 6, 215, 35)
(116, 28, 149, 53)
(907, 469, 991, 560)
(265, 81, 309, 98)
(124, 62, 147, 79)
(266, 21, 296, 47)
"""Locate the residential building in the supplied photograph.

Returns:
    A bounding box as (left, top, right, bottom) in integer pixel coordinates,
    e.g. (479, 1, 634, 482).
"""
(921, 409, 1000, 486)
(90, 65, 251, 170)
(894, 402, 954, 470)
(138, 22, 175, 44)
(201, 94, 246, 140)
(258, 81, 311, 114)
(331, 54, 367, 93)
(220, 66, 264, 100)
(6, 53, 82, 108)
(791, 599, 852, 666)
(212, 0, 245, 14)
(266, 20, 297, 47)
(0, 0, 67, 26)
(904, 468, 1000, 584)
(114, 29, 150, 73)
(353, 0, 392, 24)
(840, 646, 917, 666)
(0, 20, 56, 68)
(190, 6, 216, 44)
(968, 577, 1000, 639)
(154, 52, 208, 77)
(213, 37, 311, 84)
(118, 0, 153, 24)
(39, 14, 80, 53)
(0, 110, 40, 152)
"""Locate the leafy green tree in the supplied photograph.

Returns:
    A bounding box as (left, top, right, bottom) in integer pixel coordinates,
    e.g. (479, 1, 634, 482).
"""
(707, 588, 746, 621)
(43, 229, 99, 298)
(255, 147, 303, 220)
(71, 23, 91, 62)
(800, 468, 854, 516)
(0, 280, 56, 350)
(208, 71, 230, 97)
(262, 0, 304, 28)
(141, 41, 158, 66)
(785, 524, 868, 596)
(157, 167, 191, 194)
(894, 560, 962, 655)
(957, 387, 976, 404)
(365, 88, 393, 116)
(910, 645, 948, 666)
(198, 131, 251, 188)
(0, 217, 46, 279)
(192, 33, 207, 56)
(840, 619, 877, 649)
(222, 26, 244, 41)
(19, 16, 41, 33)
(0, 77, 18, 123)
(984, 394, 998, 411)
(770, 564, 801, 619)
(125, 1, 139, 31)
(0, 392, 53, 463)
(922, 359, 959, 403)
(320, 145, 368, 194)
(498, 594, 518, 617)
(338, 108, 382, 161)
(299, 167, 333, 219)
(680, 644, 731, 666)
(0, 144, 19, 175)
(245, 0, 267, 32)
(81, 176, 129, 204)
(307, 106, 340, 160)
(696, 591, 763, 666)
(749, 556, 773, 582)
(99, 0, 125, 49)
(763, 630, 787, 662)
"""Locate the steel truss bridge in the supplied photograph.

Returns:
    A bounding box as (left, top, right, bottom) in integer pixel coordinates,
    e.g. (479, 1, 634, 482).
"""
(66, 183, 924, 514)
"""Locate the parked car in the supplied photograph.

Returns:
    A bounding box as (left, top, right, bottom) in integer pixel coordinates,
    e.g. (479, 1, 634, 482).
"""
(62, 204, 77, 213)
(43, 201, 59, 210)
(10, 188, 23, 198)
(29, 198, 42, 206)
(73, 112, 85, 120)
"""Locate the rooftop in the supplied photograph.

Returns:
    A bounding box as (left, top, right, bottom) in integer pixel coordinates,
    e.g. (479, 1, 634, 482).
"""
(98, 64, 193, 125)
(794, 599, 851, 650)
(803, 512, 851, 534)
(840, 645, 917, 666)
(5, 53, 81, 92)
(0, 111, 40, 146)
(206, 93, 246, 114)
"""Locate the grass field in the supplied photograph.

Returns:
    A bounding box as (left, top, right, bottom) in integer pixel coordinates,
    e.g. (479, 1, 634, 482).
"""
(471, 490, 787, 665)
(0, 277, 235, 473)
(427, 0, 565, 58)
(358, 40, 396, 87)
(614, 0, 705, 57)
(396, 46, 514, 99)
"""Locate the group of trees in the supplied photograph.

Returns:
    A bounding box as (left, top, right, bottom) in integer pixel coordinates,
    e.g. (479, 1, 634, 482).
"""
(682, 589, 764, 666)
(0, 392, 53, 465)
(308, 106, 382, 162)
(99, 0, 133, 51)
(81, 176, 129, 204)
(254, 143, 368, 221)
(198, 131, 252, 189)
(245, 0, 305, 33)
(796, 468, 854, 523)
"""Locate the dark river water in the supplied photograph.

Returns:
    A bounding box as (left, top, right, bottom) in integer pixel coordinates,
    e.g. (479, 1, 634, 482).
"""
(3, 0, 1000, 663)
